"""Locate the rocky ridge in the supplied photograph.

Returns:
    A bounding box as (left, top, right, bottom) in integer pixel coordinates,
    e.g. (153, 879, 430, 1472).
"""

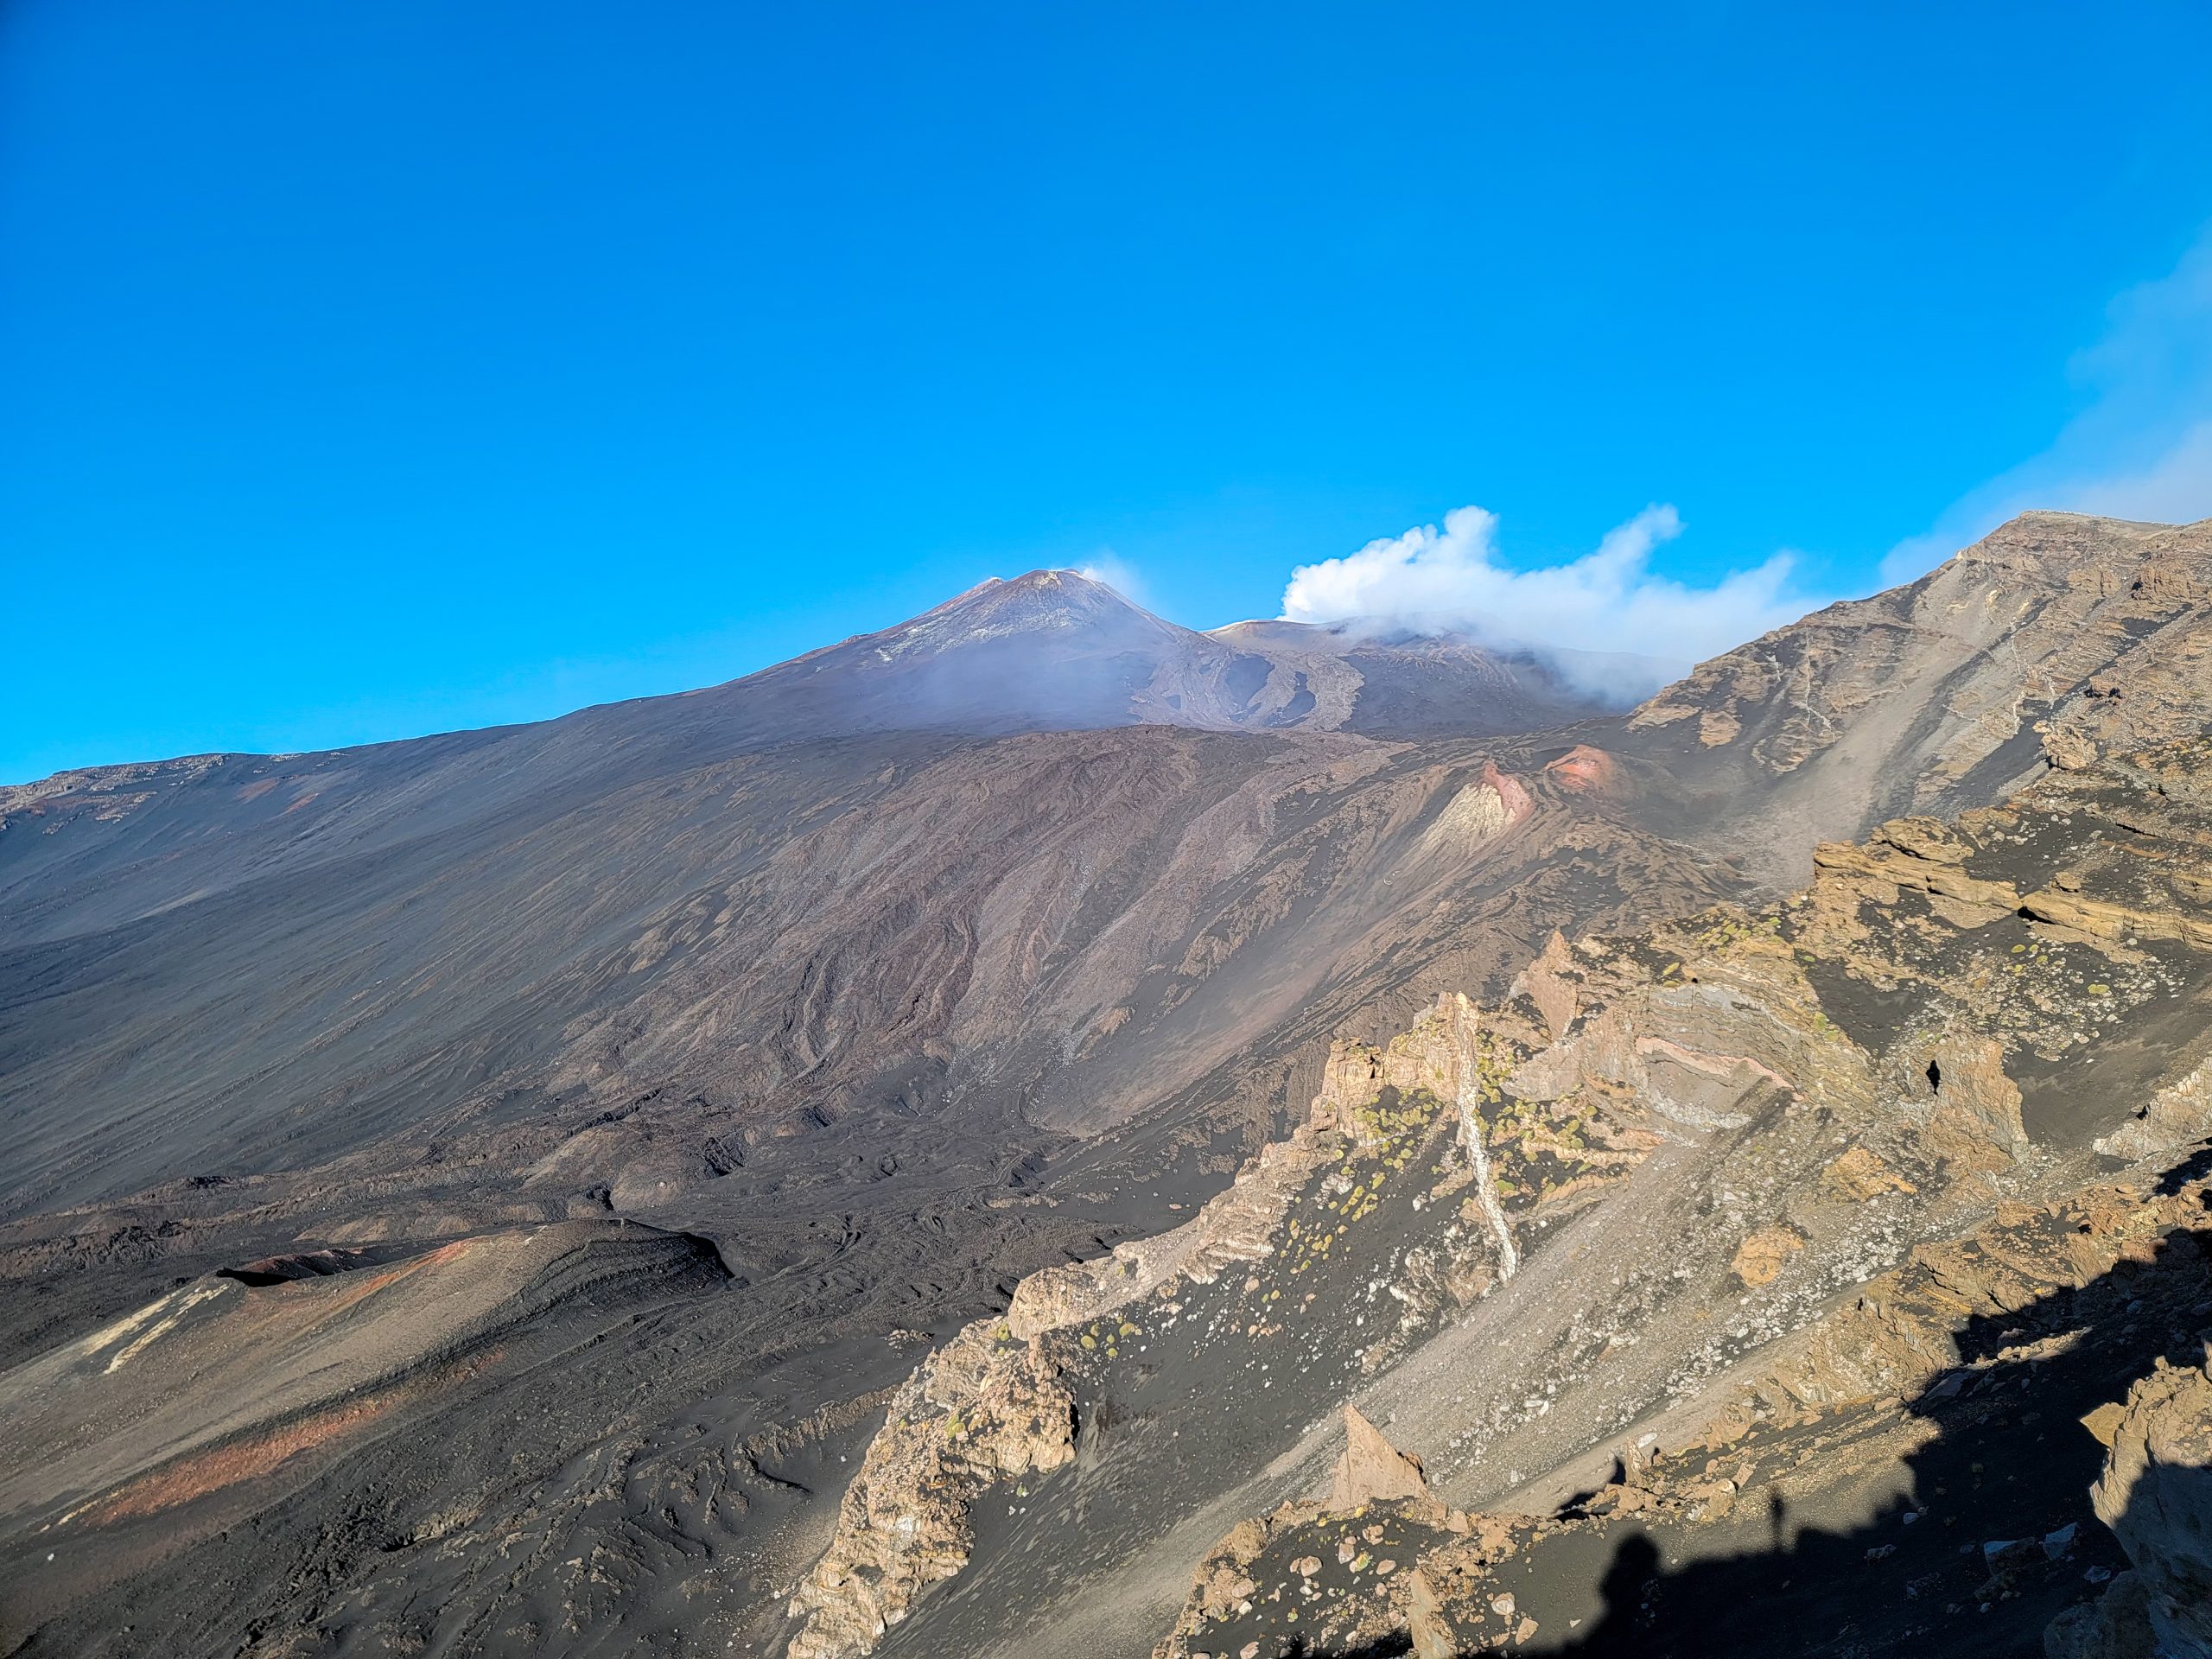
(784, 729, 2212, 1659)
(780, 1001, 1564, 1657)
(2067, 1346, 2212, 1657)
(1624, 512, 2212, 880)
(1140, 732, 2212, 1659)
(1156, 1160, 2212, 1658)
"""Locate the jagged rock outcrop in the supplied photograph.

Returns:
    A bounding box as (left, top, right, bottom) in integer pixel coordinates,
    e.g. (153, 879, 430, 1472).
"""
(783, 1330, 1080, 1658)
(2099, 1055, 2212, 1160)
(1624, 512, 2212, 881)
(1157, 1157, 2212, 1659)
(783, 1103, 1359, 1657)
(781, 997, 1564, 1658)
(1749, 1179, 2202, 1412)
(1328, 1405, 1435, 1514)
(1145, 732, 2212, 1659)
(2079, 1356, 2212, 1658)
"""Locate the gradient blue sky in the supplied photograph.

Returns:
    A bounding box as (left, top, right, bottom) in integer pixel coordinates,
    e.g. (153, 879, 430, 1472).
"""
(6, 2, 2212, 781)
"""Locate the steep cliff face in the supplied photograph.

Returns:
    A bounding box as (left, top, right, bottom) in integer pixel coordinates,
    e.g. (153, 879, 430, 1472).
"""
(2075, 1355, 2212, 1659)
(779, 728, 2212, 1659)
(781, 1001, 1568, 1657)
(1624, 512, 2212, 879)
(1157, 1166, 2212, 1659)
(1138, 737, 2212, 1659)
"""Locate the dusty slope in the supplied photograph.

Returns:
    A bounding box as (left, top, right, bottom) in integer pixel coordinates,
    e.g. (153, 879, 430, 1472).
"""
(0, 569, 1662, 1228)
(1159, 1159, 2212, 1659)
(0, 1222, 728, 1652)
(0, 580, 1715, 1659)
(2, 515, 2210, 1658)
(0, 728, 1726, 1319)
(783, 730, 2212, 1659)
(0, 569, 1621, 949)
(1622, 511, 2212, 878)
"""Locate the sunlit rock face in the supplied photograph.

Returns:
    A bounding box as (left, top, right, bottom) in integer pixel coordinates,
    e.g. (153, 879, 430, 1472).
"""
(1624, 511, 2212, 881)
(792, 729, 2212, 1659)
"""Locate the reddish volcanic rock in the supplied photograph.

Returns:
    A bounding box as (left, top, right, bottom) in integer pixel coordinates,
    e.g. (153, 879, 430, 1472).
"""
(1543, 743, 1618, 792)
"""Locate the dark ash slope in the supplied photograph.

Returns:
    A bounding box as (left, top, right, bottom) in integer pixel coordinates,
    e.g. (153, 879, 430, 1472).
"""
(1, 515, 2209, 1658)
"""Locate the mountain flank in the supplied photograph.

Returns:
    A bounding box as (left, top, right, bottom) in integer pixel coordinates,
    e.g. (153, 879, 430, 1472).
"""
(793, 729, 2212, 1659)
(0, 512, 2209, 1658)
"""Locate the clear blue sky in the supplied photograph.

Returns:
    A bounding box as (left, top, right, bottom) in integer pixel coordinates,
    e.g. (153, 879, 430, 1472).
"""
(6, 2, 2212, 781)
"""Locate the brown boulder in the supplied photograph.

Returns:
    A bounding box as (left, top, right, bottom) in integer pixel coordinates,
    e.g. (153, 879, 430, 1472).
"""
(1329, 1403, 1432, 1512)
(2090, 1357, 2212, 1658)
(1731, 1224, 1806, 1287)
(1406, 1567, 1458, 1659)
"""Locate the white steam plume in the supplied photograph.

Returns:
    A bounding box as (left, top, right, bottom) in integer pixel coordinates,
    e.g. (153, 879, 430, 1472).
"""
(1074, 551, 1149, 607)
(1280, 503, 1825, 690)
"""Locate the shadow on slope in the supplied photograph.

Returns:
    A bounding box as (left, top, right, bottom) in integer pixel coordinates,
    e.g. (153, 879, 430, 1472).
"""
(1298, 1174, 2210, 1658)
